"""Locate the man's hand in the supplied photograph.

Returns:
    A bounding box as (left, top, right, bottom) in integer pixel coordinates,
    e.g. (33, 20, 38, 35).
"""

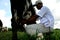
(21, 19, 27, 24)
(27, 15, 39, 23)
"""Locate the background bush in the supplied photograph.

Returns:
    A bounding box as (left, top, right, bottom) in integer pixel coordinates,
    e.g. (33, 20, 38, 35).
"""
(8, 28, 12, 31)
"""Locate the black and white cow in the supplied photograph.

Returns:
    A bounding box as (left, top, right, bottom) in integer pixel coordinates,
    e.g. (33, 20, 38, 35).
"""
(10, 0, 36, 40)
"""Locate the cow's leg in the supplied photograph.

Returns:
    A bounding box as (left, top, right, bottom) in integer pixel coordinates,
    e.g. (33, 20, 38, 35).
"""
(11, 18, 18, 40)
(17, 18, 26, 32)
(0, 27, 1, 32)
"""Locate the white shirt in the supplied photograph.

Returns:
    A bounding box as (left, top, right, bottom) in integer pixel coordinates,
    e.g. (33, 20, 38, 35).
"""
(36, 6, 54, 28)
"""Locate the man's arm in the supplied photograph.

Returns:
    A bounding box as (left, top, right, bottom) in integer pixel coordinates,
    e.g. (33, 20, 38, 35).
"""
(27, 14, 39, 22)
(21, 14, 39, 24)
(37, 7, 47, 17)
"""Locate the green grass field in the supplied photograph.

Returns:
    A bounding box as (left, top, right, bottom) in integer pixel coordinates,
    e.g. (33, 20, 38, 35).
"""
(0, 29, 60, 40)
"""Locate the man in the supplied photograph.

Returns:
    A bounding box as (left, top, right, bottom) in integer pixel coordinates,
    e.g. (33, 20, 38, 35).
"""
(34, 0, 54, 40)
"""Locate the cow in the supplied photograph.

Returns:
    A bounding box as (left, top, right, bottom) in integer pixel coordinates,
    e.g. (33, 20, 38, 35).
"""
(2, 27, 8, 32)
(10, 0, 37, 40)
(0, 20, 3, 32)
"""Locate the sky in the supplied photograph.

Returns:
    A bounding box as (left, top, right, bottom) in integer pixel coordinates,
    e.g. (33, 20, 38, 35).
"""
(0, 0, 12, 28)
(0, 0, 60, 29)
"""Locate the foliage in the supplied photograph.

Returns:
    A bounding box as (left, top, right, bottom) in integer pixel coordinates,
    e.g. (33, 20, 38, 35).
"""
(8, 28, 12, 31)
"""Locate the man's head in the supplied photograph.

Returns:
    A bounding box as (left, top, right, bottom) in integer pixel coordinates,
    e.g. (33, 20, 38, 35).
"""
(35, 0, 43, 10)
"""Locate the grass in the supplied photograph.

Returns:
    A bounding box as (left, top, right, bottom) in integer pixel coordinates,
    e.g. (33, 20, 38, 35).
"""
(0, 31, 12, 40)
(0, 31, 36, 40)
(50, 29, 60, 40)
(0, 29, 60, 40)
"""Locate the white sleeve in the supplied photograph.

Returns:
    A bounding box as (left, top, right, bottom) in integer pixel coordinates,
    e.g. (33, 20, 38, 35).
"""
(37, 7, 48, 17)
